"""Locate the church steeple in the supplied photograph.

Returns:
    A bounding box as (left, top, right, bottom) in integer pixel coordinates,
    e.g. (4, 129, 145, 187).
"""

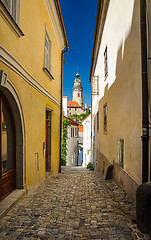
(72, 70, 83, 106)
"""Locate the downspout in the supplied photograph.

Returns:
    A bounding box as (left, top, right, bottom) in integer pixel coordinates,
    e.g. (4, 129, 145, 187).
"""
(140, 0, 149, 183)
(59, 47, 69, 173)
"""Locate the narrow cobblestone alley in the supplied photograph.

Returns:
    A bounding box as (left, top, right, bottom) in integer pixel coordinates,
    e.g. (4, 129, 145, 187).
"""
(0, 167, 149, 240)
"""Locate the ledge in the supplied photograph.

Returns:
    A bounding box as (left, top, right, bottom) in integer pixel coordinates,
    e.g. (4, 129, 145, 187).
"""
(43, 67, 54, 81)
(0, 1, 24, 38)
(0, 189, 27, 218)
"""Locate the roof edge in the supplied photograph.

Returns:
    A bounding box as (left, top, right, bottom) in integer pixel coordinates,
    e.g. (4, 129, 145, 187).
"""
(89, 0, 110, 83)
(54, 0, 69, 51)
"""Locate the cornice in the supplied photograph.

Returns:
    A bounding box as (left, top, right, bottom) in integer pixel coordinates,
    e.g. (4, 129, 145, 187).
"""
(44, 0, 66, 50)
(0, 45, 60, 107)
(89, 0, 110, 82)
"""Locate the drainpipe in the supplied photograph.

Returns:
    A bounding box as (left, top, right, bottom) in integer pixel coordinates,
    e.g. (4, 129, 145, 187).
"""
(59, 47, 69, 173)
(140, 0, 149, 183)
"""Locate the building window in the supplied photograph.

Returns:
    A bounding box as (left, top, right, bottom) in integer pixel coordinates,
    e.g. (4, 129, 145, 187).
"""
(35, 153, 39, 172)
(92, 76, 99, 95)
(1, 0, 20, 24)
(75, 128, 77, 137)
(44, 32, 52, 72)
(43, 26, 54, 80)
(97, 111, 99, 131)
(104, 46, 108, 80)
(117, 139, 124, 168)
(103, 104, 107, 134)
(71, 128, 74, 137)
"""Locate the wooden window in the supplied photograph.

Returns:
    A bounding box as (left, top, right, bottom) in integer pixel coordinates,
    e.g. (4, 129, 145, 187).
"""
(104, 46, 108, 80)
(103, 104, 107, 134)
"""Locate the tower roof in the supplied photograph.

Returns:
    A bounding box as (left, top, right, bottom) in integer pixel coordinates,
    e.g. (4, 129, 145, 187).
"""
(74, 71, 81, 83)
(76, 71, 80, 78)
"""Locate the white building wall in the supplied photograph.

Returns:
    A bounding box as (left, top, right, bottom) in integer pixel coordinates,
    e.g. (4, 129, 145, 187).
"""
(66, 125, 82, 166)
(92, 0, 142, 184)
(63, 96, 68, 117)
(82, 114, 91, 167)
(95, 0, 135, 99)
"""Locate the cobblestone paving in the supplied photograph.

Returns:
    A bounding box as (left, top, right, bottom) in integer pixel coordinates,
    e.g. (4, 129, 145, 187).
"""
(0, 167, 149, 239)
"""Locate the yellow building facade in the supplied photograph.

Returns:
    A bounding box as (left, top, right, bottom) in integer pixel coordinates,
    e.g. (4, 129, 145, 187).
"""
(0, 0, 68, 200)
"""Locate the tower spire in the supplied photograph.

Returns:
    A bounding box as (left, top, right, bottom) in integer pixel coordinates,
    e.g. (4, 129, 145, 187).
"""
(72, 69, 83, 106)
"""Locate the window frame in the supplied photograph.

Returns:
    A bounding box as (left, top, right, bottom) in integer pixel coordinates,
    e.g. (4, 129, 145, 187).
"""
(43, 25, 54, 80)
(97, 111, 99, 131)
(117, 139, 124, 168)
(1, 0, 20, 24)
(103, 103, 107, 134)
(0, 0, 23, 37)
(44, 26, 52, 70)
(104, 46, 108, 81)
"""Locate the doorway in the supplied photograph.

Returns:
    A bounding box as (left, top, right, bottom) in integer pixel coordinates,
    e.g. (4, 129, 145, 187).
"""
(0, 94, 16, 200)
(78, 145, 83, 166)
(45, 110, 52, 172)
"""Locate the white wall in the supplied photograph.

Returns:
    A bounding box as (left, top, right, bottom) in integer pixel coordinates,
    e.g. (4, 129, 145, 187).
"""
(82, 114, 91, 167)
(66, 125, 82, 166)
(63, 96, 68, 117)
(92, 0, 142, 183)
(95, 0, 135, 99)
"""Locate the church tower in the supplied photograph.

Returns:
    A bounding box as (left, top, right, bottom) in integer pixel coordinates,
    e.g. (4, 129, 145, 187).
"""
(72, 70, 83, 106)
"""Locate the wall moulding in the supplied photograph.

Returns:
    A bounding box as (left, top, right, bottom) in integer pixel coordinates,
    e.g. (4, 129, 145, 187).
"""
(0, 45, 60, 107)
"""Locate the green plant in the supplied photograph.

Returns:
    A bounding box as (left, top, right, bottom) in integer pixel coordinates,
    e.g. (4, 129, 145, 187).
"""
(87, 162, 94, 171)
(69, 113, 89, 124)
(61, 118, 70, 166)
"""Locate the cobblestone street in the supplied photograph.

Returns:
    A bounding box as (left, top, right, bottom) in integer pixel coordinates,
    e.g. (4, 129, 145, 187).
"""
(0, 167, 149, 240)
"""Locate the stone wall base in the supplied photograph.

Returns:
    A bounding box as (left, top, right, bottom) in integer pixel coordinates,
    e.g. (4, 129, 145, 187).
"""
(97, 149, 139, 202)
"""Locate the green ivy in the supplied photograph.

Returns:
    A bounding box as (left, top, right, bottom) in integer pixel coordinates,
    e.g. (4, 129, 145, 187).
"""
(69, 113, 89, 124)
(87, 162, 94, 171)
(61, 118, 70, 166)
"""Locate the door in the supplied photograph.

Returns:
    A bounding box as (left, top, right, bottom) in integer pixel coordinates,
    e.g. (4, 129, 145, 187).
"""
(45, 110, 51, 172)
(0, 94, 16, 200)
(78, 145, 83, 166)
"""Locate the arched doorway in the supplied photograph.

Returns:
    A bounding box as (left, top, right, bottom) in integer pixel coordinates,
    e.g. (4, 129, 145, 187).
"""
(0, 93, 16, 200)
(0, 70, 26, 200)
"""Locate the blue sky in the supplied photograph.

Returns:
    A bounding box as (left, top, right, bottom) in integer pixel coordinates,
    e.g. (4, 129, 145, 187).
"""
(60, 0, 98, 107)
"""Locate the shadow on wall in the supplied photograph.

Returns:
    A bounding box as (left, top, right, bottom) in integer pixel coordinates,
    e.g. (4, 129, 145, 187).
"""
(97, 0, 142, 201)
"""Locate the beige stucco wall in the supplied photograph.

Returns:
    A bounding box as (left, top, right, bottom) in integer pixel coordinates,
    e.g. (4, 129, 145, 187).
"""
(94, 0, 142, 184)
